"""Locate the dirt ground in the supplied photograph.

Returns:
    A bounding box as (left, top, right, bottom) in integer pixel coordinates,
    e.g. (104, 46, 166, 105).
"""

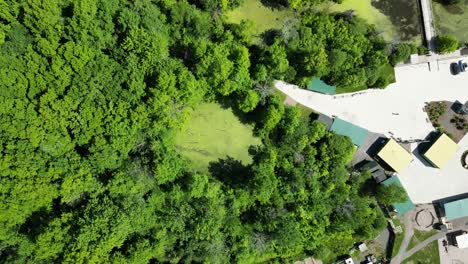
(425, 101, 468, 143)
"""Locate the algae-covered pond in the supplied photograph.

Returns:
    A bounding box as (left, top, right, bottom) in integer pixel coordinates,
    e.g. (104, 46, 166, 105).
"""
(227, 0, 424, 44)
(324, 0, 423, 44)
(433, 1, 468, 44)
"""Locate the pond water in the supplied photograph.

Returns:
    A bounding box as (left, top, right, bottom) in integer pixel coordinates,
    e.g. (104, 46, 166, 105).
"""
(326, 0, 423, 44)
(433, 1, 468, 43)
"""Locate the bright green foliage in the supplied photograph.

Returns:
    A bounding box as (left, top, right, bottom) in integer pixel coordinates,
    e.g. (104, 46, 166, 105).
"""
(376, 183, 408, 206)
(285, 13, 392, 90)
(1, 0, 388, 262)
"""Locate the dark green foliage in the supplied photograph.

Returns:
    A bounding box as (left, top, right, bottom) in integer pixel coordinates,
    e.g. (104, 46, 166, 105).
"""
(442, 0, 462, 5)
(436, 34, 459, 54)
(389, 43, 417, 66)
(1, 0, 388, 262)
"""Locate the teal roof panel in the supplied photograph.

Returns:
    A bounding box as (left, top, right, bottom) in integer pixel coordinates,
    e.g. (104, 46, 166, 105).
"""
(381, 176, 415, 216)
(307, 78, 336, 95)
(444, 198, 468, 221)
(330, 118, 368, 147)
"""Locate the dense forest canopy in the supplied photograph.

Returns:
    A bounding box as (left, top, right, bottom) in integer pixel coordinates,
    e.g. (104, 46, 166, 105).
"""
(1, 0, 390, 262)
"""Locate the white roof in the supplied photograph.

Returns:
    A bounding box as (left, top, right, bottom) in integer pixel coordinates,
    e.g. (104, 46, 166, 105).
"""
(456, 233, 468, 248)
(345, 258, 354, 264)
(358, 243, 368, 252)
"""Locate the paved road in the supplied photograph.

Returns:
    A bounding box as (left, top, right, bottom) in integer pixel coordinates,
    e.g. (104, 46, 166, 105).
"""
(420, 0, 437, 53)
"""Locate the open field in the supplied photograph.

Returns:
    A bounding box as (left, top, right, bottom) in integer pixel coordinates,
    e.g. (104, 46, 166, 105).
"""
(226, 0, 293, 39)
(402, 240, 440, 264)
(175, 103, 261, 172)
(433, 1, 468, 44)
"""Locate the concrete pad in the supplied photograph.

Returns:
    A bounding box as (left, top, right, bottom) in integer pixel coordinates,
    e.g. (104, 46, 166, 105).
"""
(399, 136, 468, 204)
(275, 58, 468, 141)
(439, 238, 468, 264)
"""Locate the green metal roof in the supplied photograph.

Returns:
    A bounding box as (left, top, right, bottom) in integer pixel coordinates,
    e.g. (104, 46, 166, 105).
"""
(330, 118, 368, 147)
(381, 176, 415, 216)
(307, 78, 336, 95)
(444, 198, 468, 220)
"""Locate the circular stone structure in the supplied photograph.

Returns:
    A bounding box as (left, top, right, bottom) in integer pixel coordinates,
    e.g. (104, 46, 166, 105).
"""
(415, 209, 435, 229)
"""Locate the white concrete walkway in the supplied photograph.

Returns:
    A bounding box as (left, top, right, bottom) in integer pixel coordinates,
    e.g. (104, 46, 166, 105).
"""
(420, 0, 437, 53)
(275, 59, 468, 141)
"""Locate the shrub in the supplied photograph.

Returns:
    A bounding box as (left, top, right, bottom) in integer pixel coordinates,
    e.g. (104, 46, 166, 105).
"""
(436, 35, 459, 54)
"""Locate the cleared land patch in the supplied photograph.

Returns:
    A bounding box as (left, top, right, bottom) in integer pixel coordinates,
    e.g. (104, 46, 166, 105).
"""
(175, 103, 261, 172)
(425, 101, 468, 142)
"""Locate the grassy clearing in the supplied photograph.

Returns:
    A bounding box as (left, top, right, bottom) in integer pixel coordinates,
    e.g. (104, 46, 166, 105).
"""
(407, 229, 439, 250)
(175, 103, 261, 172)
(402, 240, 440, 264)
(433, 2, 468, 43)
(226, 0, 293, 38)
(392, 218, 406, 257)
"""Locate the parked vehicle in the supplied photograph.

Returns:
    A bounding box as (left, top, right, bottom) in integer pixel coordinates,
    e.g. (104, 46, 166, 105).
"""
(459, 60, 468, 72)
(450, 60, 467, 75)
(451, 62, 461, 75)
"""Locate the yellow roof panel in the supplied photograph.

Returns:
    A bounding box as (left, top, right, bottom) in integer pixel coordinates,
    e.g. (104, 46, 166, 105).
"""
(377, 139, 413, 173)
(423, 134, 458, 168)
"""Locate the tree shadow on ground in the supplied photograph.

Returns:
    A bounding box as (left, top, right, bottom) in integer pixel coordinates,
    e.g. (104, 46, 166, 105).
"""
(259, 0, 288, 9)
(208, 156, 251, 187)
(411, 131, 440, 167)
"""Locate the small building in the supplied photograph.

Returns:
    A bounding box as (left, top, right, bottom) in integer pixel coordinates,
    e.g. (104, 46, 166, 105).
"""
(358, 242, 368, 252)
(360, 160, 387, 183)
(444, 198, 468, 221)
(381, 176, 415, 216)
(330, 118, 369, 147)
(455, 233, 468, 248)
(422, 133, 458, 168)
(376, 139, 413, 173)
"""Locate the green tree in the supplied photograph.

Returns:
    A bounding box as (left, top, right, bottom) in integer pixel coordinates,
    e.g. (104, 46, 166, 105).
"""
(376, 183, 408, 206)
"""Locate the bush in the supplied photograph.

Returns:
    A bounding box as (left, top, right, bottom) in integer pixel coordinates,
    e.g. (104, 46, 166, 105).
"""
(436, 35, 459, 54)
(389, 43, 417, 66)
